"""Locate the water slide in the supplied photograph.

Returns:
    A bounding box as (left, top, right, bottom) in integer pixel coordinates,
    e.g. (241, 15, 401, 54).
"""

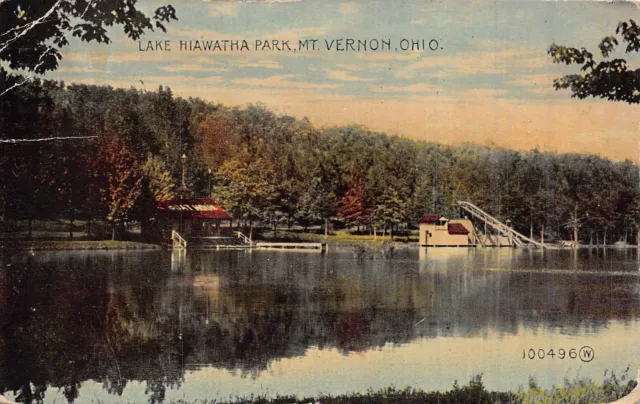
(457, 201, 548, 249)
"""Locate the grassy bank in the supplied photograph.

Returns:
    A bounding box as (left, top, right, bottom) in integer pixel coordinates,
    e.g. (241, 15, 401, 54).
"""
(258, 229, 417, 246)
(0, 240, 161, 251)
(160, 372, 636, 404)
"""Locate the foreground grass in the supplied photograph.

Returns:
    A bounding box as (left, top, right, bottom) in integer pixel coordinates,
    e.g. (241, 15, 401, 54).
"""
(0, 240, 161, 251)
(155, 371, 637, 404)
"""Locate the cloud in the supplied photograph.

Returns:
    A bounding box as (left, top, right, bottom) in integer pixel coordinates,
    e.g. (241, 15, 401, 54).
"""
(208, 2, 240, 17)
(325, 69, 376, 82)
(335, 63, 365, 72)
(527, 86, 562, 97)
(232, 73, 342, 90)
(394, 48, 552, 79)
(161, 63, 225, 73)
(458, 88, 509, 100)
(338, 2, 360, 14)
(270, 24, 335, 39)
(57, 66, 112, 74)
(235, 59, 282, 69)
(505, 73, 570, 98)
(372, 82, 440, 93)
(506, 73, 557, 88)
(63, 49, 187, 64)
(171, 27, 236, 40)
(355, 52, 421, 63)
(48, 73, 225, 93)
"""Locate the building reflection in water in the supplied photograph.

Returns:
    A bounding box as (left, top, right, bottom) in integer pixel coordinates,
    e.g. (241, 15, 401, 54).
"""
(0, 248, 639, 403)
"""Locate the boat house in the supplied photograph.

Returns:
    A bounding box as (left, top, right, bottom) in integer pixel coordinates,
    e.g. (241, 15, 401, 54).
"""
(155, 198, 233, 238)
(418, 215, 474, 247)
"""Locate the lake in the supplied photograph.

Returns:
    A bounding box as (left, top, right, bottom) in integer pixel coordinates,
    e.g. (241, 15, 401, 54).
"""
(1, 246, 640, 403)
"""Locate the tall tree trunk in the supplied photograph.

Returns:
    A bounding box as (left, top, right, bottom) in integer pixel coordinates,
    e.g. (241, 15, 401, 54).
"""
(373, 225, 377, 241)
(540, 224, 545, 246)
(0, 199, 5, 235)
(249, 222, 253, 245)
(69, 209, 76, 240)
(572, 205, 579, 245)
(324, 218, 328, 240)
(604, 228, 607, 247)
(530, 222, 533, 240)
(111, 223, 116, 241)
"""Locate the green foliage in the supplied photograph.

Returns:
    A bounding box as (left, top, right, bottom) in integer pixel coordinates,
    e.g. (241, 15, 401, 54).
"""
(213, 156, 278, 224)
(372, 189, 406, 232)
(158, 376, 521, 403)
(156, 371, 638, 403)
(142, 155, 177, 201)
(93, 134, 143, 238)
(1, 75, 640, 244)
(519, 368, 637, 403)
(0, 0, 177, 74)
(548, 19, 640, 103)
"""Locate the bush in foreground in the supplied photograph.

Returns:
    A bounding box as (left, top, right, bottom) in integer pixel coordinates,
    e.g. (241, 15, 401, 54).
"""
(158, 370, 637, 404)
(519, 367, 637, 403)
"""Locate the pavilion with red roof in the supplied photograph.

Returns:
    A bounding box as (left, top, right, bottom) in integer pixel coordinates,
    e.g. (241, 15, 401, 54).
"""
(155, 197, 233, 238)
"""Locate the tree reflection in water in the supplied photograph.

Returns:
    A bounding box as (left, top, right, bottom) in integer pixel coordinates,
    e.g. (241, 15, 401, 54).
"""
(0, 248, 638, 403)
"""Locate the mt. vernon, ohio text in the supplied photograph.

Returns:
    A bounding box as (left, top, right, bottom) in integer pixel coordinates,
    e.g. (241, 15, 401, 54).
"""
(138, 38, 441, 52)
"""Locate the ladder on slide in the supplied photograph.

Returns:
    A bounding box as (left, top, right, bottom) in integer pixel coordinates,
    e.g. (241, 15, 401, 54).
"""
(457, 201, 548, 249)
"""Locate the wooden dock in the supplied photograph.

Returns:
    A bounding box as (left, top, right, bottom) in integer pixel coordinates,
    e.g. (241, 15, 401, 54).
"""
(169, 231, 326, 251)
(254, 242, 326, 251)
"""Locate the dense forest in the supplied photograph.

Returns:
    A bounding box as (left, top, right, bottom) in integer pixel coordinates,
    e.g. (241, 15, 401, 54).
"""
(1, 71, 639, 244)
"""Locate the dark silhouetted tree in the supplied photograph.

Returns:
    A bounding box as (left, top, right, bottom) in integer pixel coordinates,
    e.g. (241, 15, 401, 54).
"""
(548, 19, 640, 104)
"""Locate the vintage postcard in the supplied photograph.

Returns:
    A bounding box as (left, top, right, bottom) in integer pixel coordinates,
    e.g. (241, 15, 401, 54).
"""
(1, 0, 640, 403)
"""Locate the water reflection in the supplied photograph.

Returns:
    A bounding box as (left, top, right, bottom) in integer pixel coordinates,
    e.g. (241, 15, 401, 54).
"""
(0, 248, 639, 403)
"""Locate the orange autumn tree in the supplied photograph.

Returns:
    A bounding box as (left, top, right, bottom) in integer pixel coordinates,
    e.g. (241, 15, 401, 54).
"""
(338, 174, 372, 233)
(93, 135, 143, 240)
(198, 111, 236, 170)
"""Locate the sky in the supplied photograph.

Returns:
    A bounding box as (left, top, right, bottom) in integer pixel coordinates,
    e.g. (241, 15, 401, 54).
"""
(45, 0, 640, 161)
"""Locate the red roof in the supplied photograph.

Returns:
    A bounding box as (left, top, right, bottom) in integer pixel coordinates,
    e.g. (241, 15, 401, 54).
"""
(419, 215, 439, 224)
(155, 198, 232, 220)
(447, 223, 469, 235)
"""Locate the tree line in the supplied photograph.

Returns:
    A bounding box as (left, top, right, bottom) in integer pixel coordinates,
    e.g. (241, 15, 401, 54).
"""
(1, 72, 639, 244)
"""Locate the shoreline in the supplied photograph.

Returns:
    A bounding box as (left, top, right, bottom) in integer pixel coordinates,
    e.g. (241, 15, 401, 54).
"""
(2, 373, 630, 404)
(2, 238, 639, 251)
(0, 240, 162, 251)
(0, 376, 637, 404)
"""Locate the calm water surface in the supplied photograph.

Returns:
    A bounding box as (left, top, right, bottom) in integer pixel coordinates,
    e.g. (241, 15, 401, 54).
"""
(1, 247, 640, 403)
